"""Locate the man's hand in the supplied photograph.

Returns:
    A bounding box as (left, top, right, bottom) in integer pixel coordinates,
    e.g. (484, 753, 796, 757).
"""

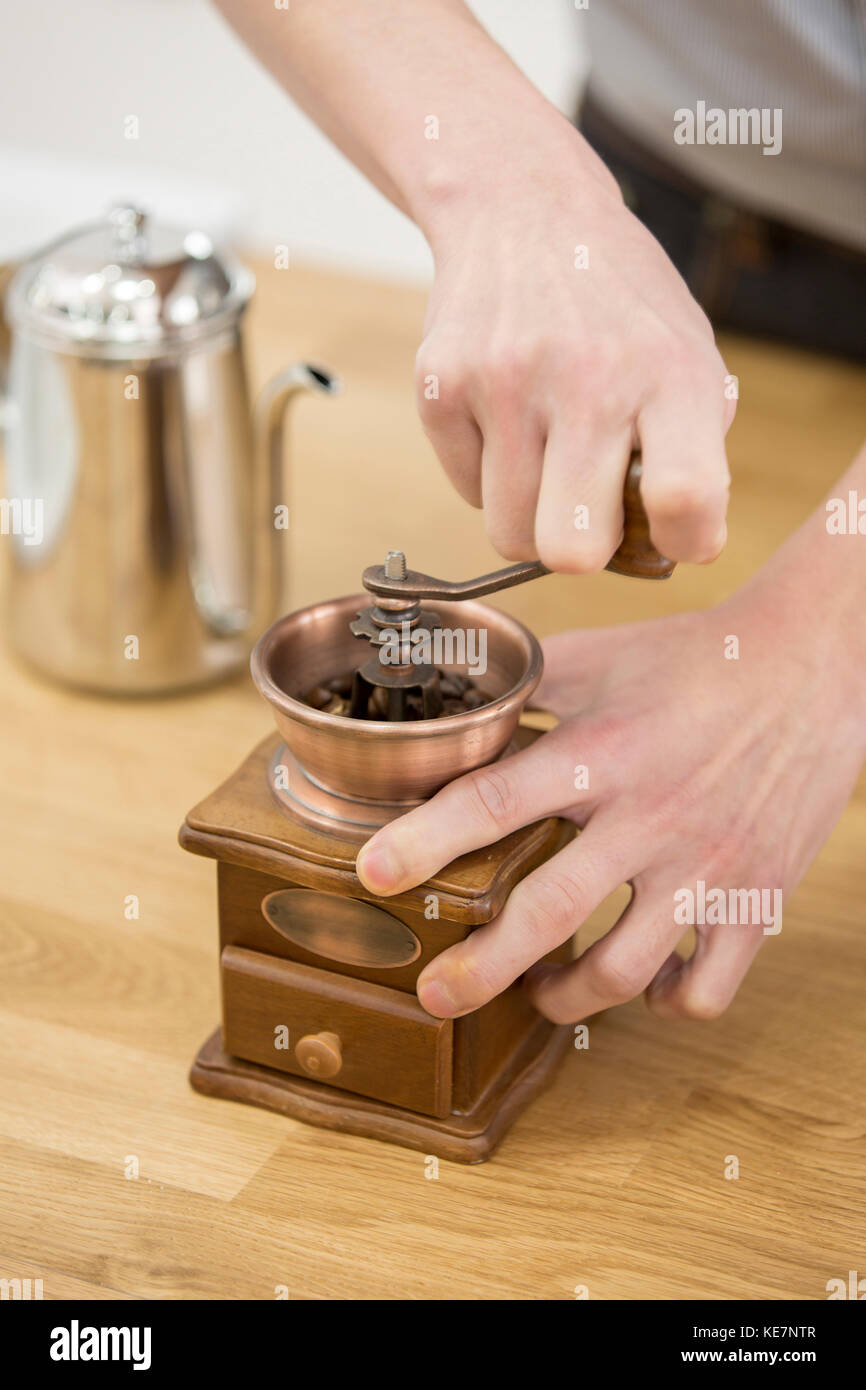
(418, 164, 735, 572)
(214, 0, 735, 572)
(356, 462, 866, 1022)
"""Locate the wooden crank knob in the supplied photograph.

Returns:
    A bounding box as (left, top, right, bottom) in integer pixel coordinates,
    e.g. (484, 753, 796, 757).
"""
(606, 452, 676, 580)
(295, 1031, 342, 1079)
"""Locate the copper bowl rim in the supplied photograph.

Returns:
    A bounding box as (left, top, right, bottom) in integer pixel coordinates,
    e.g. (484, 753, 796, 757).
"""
(250, 593, 543, 740)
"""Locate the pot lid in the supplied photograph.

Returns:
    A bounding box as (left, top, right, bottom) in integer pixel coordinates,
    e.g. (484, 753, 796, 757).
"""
(5, 203, 254, 355)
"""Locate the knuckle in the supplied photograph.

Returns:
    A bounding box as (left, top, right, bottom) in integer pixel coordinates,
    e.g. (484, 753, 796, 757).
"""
(414, 348, 466, 414)
(519, 869, 586, 944)
(590, 949, 647, 1004)
(561, 340, 618, 392)
(642, 474, 729, 524)
(576, 713, 629, 784)
(483, 340, 538, 401)
(540, 994, 582, 1026)
(589, 386, 631, 429)
(584, 709, 629, 751)
(645, 772, 705, 840)
(413, 343, 435, 387)
(465, 766, 522, 831)
(661, 335, 723, 383)
(455, 949, 505, 1004)
(696, 340, 728, 378)
(702, 837, 743, 882)
(586, 337, 621, 382)
(575, 534, 619, 573)
(536, 532, 615, 576)
(691, 308, 719, 345)
(679, 987, 728, 1021)
(692, 531, 728, 565)
(657, 345, 699, 382)
(486, 518, 538, 562)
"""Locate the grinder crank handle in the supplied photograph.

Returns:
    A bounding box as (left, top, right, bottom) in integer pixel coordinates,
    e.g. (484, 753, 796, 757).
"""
(363, 453, 675, 602)
(606, 453, 676, 580)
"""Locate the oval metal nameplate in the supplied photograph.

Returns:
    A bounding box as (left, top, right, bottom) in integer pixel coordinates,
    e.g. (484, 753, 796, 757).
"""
(261, 888, 422, 969)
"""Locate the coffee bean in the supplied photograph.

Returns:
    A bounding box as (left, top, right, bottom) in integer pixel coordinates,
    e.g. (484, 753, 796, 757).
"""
(441, 697, 465, 716)
(440, 674, 474, 698)
(368, 687, 390, 718)
(461, 688, 486, 710)
(303, 665, 494, 720)
(326, 672, 354, 697)
(303, 684, 334, 710)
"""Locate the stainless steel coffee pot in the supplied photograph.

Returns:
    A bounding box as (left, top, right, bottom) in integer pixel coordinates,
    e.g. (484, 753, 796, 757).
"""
(2, 204, 338, 693)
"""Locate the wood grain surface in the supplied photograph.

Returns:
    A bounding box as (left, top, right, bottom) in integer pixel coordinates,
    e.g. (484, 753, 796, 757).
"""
(0, 260, 864, 1300)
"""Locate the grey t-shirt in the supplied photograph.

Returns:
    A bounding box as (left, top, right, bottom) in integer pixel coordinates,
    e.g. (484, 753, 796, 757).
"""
(583, 0, 866, 251)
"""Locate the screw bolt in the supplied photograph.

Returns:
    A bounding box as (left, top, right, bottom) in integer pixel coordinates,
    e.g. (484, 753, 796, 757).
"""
(384, 550, 407, 580)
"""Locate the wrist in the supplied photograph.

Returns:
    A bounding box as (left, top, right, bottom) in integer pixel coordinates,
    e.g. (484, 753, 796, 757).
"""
(729, 505, 866, 757)
(409, 117, 621, 255)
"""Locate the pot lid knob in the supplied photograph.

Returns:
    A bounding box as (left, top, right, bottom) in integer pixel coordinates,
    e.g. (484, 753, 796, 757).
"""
(107, 203, 148, 265)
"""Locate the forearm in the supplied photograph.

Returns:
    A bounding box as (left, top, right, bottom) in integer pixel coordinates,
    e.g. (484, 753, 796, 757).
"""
(736, 442, 866, 732)
(212, 0, 610, 242)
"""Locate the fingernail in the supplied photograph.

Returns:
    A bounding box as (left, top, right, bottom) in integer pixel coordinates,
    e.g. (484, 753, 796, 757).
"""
(356, 837, 403, 893)
(418, 974, 460, 1018)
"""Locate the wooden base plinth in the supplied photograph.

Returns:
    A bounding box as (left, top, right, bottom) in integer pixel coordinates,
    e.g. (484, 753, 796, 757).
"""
(190, 1021, 572, 1165)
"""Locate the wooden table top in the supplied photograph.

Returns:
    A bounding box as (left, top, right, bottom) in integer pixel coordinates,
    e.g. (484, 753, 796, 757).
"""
(0, 260, 864, 1300)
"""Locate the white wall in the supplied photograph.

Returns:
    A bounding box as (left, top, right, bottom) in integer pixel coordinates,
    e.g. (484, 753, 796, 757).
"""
(0, 0, 586, 281)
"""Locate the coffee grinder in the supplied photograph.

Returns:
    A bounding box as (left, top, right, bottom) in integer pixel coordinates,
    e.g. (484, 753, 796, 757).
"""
(180, 457, 673, 1161)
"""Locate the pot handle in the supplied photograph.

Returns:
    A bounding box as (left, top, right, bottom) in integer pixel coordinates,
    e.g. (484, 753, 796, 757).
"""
(252, 363, 342, 629)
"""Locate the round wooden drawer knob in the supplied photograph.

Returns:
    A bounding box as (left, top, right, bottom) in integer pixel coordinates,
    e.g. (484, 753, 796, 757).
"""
(295, 1031, 342, 1078)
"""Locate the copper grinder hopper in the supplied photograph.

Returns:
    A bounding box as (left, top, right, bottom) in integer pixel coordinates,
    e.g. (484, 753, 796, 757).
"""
(251, 568, 542, 839)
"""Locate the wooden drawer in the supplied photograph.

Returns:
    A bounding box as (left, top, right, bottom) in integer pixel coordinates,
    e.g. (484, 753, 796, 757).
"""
(221, 946, 453, 1118)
